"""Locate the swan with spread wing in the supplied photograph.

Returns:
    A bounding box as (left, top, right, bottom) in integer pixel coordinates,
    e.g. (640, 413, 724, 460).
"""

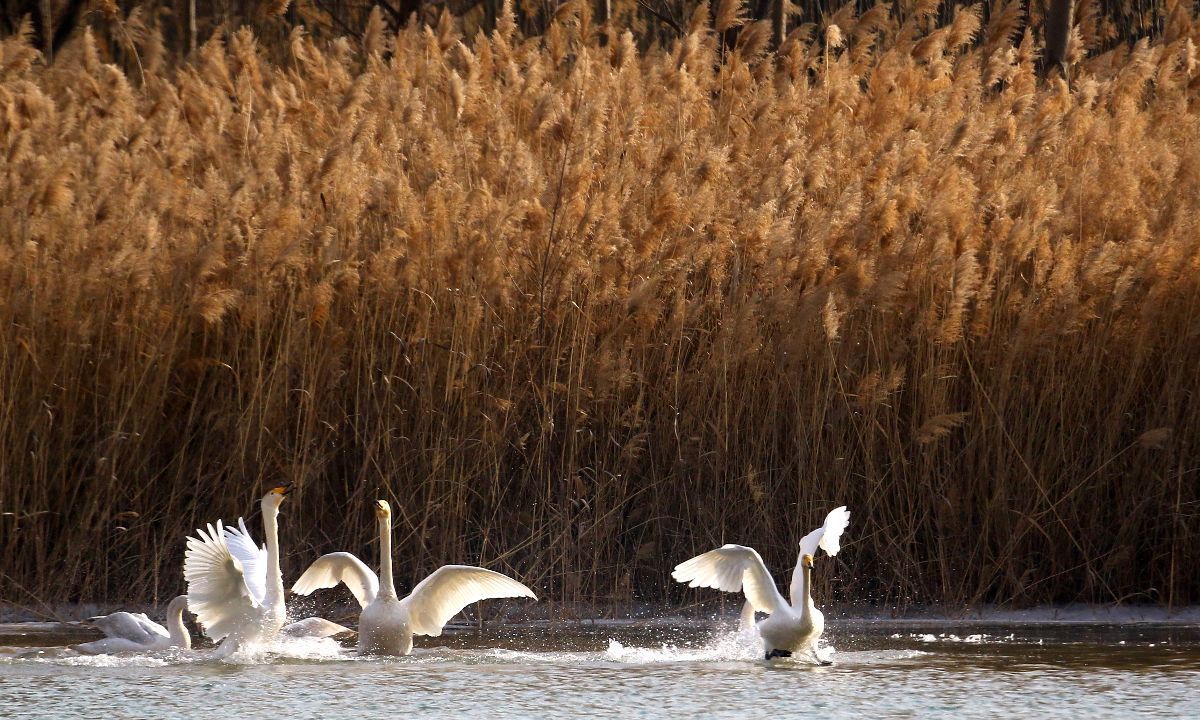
(673, 506, 850, 663)
(184, 486, 349, 655)
(292, 500, 537, 655)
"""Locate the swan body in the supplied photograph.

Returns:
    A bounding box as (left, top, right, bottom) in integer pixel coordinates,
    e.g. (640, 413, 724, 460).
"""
(184, 486, 351, 655)
(673, 506, 850, 663)
(292, 500, 537, 656)
(280, 616, 354, 639)
(74, 595, 191, 654)
(184, 487, 289, 655)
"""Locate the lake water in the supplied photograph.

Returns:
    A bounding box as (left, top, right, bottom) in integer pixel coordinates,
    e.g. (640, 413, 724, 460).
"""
(2, 621, 1198, 718)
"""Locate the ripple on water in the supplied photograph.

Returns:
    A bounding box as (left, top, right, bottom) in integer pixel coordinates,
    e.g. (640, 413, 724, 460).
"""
(1, 625, 1198, 719)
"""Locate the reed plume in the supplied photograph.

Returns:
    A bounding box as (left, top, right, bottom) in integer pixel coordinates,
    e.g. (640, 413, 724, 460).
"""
(1, 6, 1198, 615)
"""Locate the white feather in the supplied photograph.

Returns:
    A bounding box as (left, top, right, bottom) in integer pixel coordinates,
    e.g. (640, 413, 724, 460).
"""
(129, 613, 170, 640)
(798, 506, 851, 558)
(671, 544, 786, 615)
(74, 596, 190, 654)
(223, 518, 269, 605)
(292, 552, 379, 609)
(89, 612, 157, 646)
(401, 565, 538, 637)
(183, 521, 259, 643)
(281, 617, 353, 638)
(792, 506, 851, 606)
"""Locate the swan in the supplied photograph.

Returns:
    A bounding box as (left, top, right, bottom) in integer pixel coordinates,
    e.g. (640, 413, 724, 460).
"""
(184, 485, 349, 655)
(292, 499, 537, 655)
(73, 595, 191, 654)
(672, 505, 850, 663)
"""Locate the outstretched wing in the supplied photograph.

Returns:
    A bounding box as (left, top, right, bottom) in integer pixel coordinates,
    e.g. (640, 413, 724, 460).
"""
(671, 544, 786, 615)
(291, 552, 379, 608)
(184, 521, 259, 642)
(401, 565, 537, 637)
(282, 617, 353, 638)
(792, 506, 851, 605)
(223, 518, 268, 605)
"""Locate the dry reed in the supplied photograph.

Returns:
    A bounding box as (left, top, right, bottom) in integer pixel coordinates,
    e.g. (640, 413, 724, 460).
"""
(1, 2, 1199, 614)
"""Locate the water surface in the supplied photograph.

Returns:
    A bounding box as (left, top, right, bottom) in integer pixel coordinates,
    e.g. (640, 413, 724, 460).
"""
(2, 622, 1197, 718)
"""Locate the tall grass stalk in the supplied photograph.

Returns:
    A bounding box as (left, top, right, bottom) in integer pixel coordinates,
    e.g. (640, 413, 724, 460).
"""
(1, 4, 1198, 611)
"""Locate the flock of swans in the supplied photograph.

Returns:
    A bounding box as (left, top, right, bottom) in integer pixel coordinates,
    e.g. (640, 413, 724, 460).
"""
(77, 485, 850, 664)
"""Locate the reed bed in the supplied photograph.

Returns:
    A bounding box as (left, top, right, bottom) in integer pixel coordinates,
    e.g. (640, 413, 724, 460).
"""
(1, 2, 1198, 614)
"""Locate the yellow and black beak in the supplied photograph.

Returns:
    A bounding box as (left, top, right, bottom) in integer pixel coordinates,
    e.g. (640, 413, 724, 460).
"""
(270, 483, 292, 497)
(802, 553, 815, 569)
(375, 499, 391, 517)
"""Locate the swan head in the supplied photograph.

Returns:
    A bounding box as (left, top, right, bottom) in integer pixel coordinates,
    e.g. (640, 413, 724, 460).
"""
(374, 499, 391, 519)
(261, 484, 291, 511)
(801, 553, 814, 569)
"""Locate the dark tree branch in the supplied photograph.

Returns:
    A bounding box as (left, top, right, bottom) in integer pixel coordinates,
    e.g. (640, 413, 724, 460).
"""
(636, 0, 682, 37)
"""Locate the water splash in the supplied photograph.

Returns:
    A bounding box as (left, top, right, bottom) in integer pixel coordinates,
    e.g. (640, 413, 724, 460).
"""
(604, 628, 801, 664)
(214, 636, 351, 664)
(890, 632, 1015, 644)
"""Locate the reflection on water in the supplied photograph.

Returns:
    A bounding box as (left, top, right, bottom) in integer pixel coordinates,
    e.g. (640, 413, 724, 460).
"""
(2, 622, 1198, 719)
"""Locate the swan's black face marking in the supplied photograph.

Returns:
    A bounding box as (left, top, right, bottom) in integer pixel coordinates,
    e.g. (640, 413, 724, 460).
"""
(765, 649, 793, 660)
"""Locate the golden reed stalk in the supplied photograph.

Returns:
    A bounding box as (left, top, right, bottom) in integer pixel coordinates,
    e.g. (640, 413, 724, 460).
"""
(1, 4, 1198, 612)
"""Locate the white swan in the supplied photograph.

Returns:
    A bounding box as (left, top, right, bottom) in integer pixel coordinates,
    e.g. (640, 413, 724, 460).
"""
(73, 595, 191, 654)
(184, 486, 349, 655)
(673, 505, 850, 663)
(292, 499, 537, 655)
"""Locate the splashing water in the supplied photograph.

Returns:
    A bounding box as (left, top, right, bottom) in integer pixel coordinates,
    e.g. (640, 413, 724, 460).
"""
(604, 626, 791, 664)
(2, 623, 1198, 719)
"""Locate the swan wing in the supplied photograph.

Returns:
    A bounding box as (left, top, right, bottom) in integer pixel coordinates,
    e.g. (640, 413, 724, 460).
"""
(401, 565, 537, 637)
(291, 552, 379, 608)
(130, 613, 170, 640)
(282, 617, 353, 638)
(797, 506, 851, 558)
(792, 506, 851, 605)
(184, 520, 260, 642)
(738, 599, 758, 633)
(89, 612, 156, 644)
(223, 518, 268, 605)
(672, 544, 786, 614)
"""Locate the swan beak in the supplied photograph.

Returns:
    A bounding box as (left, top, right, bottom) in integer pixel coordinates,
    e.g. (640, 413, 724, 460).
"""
(271, 484, 292, 497)
(375, 499, 391, 517)
(802, 553, 814, 569)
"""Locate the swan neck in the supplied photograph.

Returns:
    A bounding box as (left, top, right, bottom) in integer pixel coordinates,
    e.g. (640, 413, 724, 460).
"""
(262, 501, 285, 607)
(378, 513, 397, 599)
(166, 595, 191, 649)
(800, 563, 813, 614)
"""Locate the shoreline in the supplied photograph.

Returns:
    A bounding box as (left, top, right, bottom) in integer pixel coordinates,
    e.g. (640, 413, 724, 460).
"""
(4, 601, 1199, 627)
(5, 605, 1199, 650)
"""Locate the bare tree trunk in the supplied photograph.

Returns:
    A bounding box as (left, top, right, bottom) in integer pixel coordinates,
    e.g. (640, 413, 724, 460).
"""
(189, 0, 197, 55)
(40, 0, 52, 62)
(771, 0, 785, 49)
(1044, 0, 1075, 76)
(598, 0, 611, 46)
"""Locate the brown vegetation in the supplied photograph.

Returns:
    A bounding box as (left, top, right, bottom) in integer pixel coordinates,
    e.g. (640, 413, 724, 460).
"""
(1, 1, 1199, 614)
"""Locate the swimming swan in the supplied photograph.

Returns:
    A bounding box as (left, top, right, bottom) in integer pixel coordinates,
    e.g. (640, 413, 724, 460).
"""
(292, 499, 537, 655)
(184, 486, 349, 655)
(73, 595, 191, 653)
(672, 505, 850, 663)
